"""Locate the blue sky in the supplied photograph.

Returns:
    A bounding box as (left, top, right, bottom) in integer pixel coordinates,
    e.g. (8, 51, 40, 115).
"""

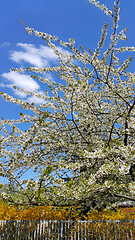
(0, 0, 135, 119)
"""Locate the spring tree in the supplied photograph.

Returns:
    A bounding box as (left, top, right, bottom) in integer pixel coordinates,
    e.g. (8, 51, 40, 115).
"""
(0, 0, 135, 213)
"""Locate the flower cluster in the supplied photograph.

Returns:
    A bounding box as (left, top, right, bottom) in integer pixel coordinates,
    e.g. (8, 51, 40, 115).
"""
(88, 0, 113, 17)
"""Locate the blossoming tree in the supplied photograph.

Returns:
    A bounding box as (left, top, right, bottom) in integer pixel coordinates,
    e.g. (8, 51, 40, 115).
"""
(0, 0, 135, 213)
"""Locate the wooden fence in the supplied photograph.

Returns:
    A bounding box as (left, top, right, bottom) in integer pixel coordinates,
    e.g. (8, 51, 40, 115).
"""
(0, 219, 135, 239)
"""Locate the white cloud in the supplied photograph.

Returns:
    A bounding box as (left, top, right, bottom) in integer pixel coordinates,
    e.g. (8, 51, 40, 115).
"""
(10, 43, 59, 68)
(1, 71, 45, 103)
(2, 71, 40, 92)
(10, 43, 71, 68)
(1, 43, 71, 104)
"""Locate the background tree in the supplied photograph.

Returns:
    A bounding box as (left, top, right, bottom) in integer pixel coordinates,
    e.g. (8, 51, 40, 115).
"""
(0, 0, 135, 214)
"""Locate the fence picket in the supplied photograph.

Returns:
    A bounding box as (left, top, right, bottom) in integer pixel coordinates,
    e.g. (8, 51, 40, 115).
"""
(0, 219, 134, 239)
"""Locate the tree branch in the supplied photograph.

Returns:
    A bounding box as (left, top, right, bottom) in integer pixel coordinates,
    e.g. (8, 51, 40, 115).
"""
(107, 115, 121, 146)
(113, 192, 135, 202)
(70, 93, 90, 144)
(124, 99, 135, 146)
